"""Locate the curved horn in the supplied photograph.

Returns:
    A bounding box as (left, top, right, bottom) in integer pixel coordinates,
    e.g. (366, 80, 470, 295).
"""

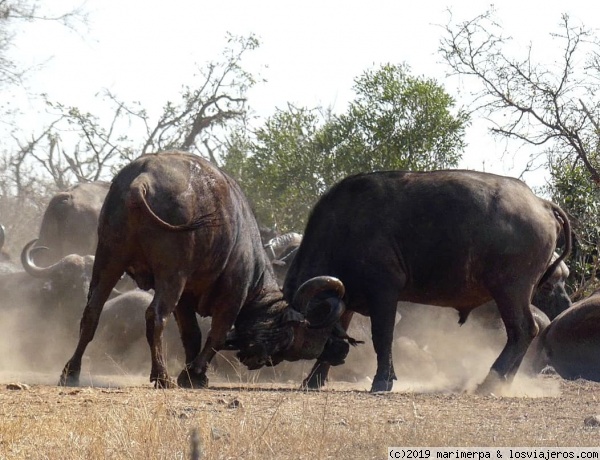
(292, 276, 346, 329)
(0, 224, 5, 251)
(21, 239, 55, 278)
(307, 296, 346, 329)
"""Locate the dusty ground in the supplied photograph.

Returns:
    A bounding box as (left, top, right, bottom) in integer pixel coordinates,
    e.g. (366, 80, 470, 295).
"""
(1, 305, 599, 459)
(1, 372, 600, 460)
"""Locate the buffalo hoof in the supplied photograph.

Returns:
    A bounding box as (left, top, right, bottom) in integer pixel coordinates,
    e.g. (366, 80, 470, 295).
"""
(475, 371, 507, 395)
(151, 375, 177, 389)
(58, 366, 80, 387)
(370, 379, 393, 393)
(177, 369, 209, 389)
(301, 374, 326, 391)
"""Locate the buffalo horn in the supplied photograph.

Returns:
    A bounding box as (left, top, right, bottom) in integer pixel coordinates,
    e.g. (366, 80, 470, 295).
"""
(20, 239, 54, 278)
(292, 276, 346, 329)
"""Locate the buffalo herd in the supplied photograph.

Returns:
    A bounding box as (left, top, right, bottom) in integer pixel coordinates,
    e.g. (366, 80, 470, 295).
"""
(1, 149, 599, 394)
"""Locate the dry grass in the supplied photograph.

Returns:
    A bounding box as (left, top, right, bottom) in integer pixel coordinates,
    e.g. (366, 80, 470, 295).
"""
(1, 375, 600, 460)
(2, 294, 599, 459)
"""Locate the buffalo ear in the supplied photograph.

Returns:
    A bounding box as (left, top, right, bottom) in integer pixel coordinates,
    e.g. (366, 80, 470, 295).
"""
(281, 308, 307, 326)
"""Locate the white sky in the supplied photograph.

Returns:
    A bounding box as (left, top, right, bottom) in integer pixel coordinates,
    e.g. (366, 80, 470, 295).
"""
(7, 0, 600, 189)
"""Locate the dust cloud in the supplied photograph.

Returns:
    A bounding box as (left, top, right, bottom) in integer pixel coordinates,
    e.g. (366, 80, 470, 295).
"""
(0, 301, 84, 384)
(0, 289, 181, 387)
(328, 302, 560, 397)
(0, 295, 559, 396)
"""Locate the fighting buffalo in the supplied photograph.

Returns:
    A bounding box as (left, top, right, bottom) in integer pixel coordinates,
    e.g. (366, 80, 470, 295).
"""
(59, 151, 350, 389)
(282, 170, 571, 393)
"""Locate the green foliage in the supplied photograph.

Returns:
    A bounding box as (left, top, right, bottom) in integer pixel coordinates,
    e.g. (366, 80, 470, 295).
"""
(224, 64, 469, 232)
(319, 64, 466, 182)
(441, 10, 600, 293)
(547, 160, 600, 297)
(224, 105, 324, 230)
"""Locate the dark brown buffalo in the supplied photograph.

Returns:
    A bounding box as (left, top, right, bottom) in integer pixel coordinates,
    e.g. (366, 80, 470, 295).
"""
(33, 181, 110, 265)
(282, 170, 571, 393)
(461, 255, 570, 330)
(529, 288, 600, 380)
(59, 151, 348, 389)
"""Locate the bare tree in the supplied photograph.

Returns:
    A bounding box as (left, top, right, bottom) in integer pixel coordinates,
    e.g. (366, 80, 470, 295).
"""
(439, 9, 600, 295)
(26, 33, 261, 186)
(138, 33, 259, 161)
(439, 9, 600, 182)
(0, 0, 86, 87)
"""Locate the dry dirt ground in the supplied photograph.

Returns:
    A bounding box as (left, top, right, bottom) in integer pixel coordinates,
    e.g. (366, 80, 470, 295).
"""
(1, 372, 600, 459)
(1, 307, 600, 459)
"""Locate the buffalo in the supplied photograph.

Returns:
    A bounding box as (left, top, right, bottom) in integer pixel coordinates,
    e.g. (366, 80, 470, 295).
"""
(59, 151, 349, 389)
(282, 170, 571, 393)
(530, 253, 571, 320)
(528, 288, 600, 380)
(8, 240, 122, 325)
(264, 232, 303, 261)
(0, 241, 98, 369)
(0, 240, 96, 317)
(265, 232, 303, 287)
(32, 181, 110, 265)
(0, 224, 7, 259)
(88, 289, 185, 375)
(0, 224, 20, 275)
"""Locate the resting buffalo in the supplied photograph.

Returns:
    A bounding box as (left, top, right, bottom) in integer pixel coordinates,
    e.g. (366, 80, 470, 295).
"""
(529, 288, 600, 380)
(282, 170, 571, 393)
(32, 181, 110, 265)
(59, 151, 349, 389)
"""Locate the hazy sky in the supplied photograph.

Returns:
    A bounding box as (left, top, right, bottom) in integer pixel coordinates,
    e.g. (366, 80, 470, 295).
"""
(8, 0, 600, 188)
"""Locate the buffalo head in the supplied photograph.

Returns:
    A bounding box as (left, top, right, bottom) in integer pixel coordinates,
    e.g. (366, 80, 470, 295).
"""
(224, 276, 350, 370)
(532, 253, 572, 320)
(21, 239, 95, 299)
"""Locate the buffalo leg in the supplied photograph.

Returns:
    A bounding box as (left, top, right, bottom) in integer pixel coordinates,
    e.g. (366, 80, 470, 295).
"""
(178, 301, 240, 387)
(59, 274, 121, 386)
(478, 287, 538, 393)
(173, 301, 206, 388)
(369, 300, 398, 392)
(302, 311, 354, 390)
(145, 277, 186, 389)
